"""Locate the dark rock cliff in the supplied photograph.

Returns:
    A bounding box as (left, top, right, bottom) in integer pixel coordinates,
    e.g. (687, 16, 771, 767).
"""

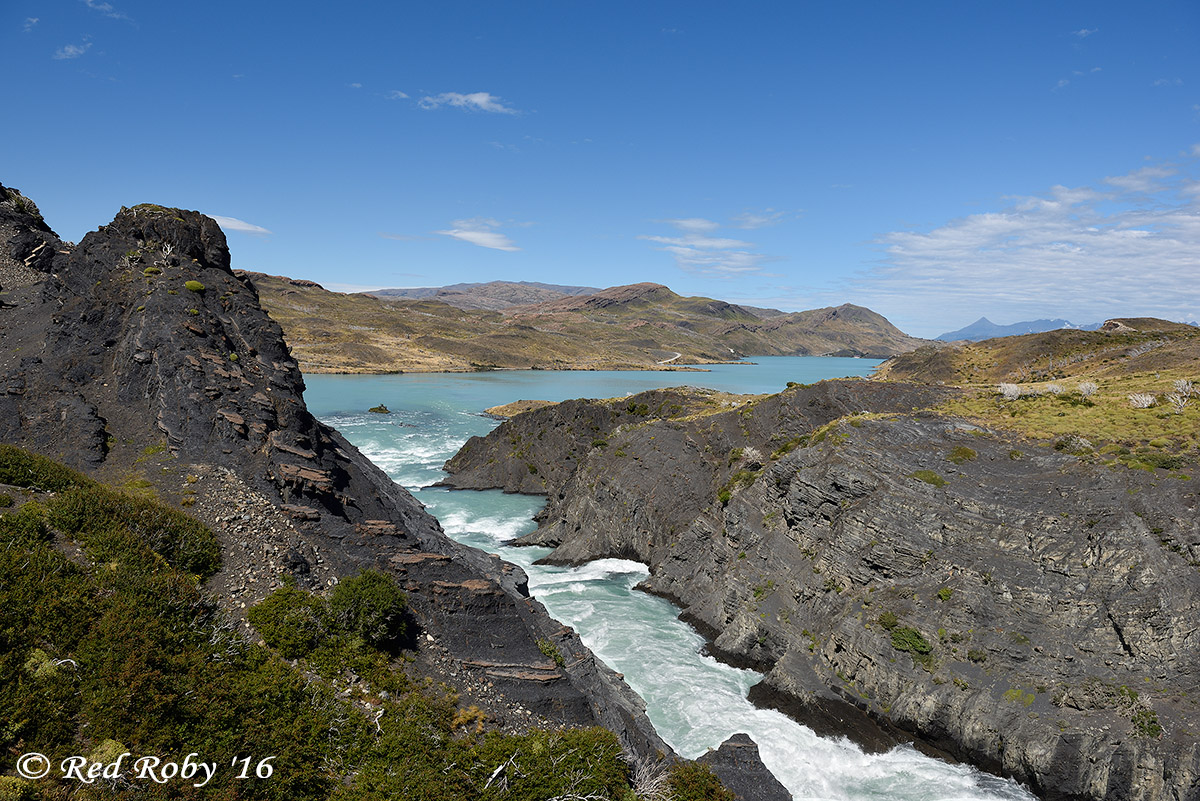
(0, 186, 669, 763)
(443, 380, 1200, 801)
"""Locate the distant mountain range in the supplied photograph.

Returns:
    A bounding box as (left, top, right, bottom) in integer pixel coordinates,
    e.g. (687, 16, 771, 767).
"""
(246, 275, 929, 373)
(936, 317, 1103, 342)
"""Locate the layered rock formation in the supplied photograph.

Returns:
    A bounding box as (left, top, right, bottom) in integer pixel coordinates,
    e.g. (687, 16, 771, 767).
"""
(0, 185, 669, 762)
(444, 380, 1200, 801)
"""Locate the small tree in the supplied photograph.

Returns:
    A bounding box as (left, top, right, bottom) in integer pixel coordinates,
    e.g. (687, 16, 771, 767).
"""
(1078, 381, 1098, 398)
(1045, 384, 1064, 395)
(998, 383, 1021, 400)
(1173, 379, 1195, 398)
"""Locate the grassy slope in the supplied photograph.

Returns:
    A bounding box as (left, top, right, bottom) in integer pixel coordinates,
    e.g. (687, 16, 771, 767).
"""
(0, 445, 730, 801)
(247, 273, 926, 373)
(878, 319, 1200, 467)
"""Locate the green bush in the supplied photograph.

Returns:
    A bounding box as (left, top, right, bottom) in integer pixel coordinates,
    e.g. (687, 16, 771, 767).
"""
(46, 484, 220, 577)
(328, 570, 408, 649)
(0, 443, 94, 491)
(248, 583, 326, 659)
(0, 494, 12, 508)
(890, 626, 932, 654)
(184, 280, 205, 292)
(877, 611, 899, 630)
(668, 761, 737, 801)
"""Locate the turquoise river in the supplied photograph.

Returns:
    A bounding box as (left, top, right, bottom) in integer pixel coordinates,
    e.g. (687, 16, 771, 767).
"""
(303, 357, 1036, 801)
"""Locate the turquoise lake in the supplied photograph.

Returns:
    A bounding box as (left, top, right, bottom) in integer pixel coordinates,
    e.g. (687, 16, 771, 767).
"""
(303, 357, 1035, 801)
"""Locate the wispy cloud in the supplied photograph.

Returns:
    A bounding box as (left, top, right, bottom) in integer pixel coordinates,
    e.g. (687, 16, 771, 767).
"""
(53, 41, 92, 59)
(385, 89, 408, 100)
(732, 209, 786, 229)
(23, 17, 38, 32)
(1153, 77, 1183, 87)
(640, 218, 768, 275)
(349, 82, 362, 89)
(418, 92, 518, 114)
(434, 218, 521, 251)
(859, 163, 1200, 332)
(1103, 165, 1175, 193)
(82, 0, 130, 21)
(1072, 27, 1098, 38)
(209, 215, 271, 235)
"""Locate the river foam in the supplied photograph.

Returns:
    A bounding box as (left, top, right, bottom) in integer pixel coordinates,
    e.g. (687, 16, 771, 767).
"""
(305, 363, 1038, 801)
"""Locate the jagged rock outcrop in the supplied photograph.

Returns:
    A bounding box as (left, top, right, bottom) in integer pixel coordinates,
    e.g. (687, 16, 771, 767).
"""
(698, 734, 793, 801)
(444, 380, 1200, 801)
(0, 188, 670, 763)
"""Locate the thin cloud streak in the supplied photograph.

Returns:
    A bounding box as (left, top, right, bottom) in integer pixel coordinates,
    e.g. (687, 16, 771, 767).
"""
(209, 215, 272, 235)
(641, 217, 770, 275)
(434, 218, 521, 251)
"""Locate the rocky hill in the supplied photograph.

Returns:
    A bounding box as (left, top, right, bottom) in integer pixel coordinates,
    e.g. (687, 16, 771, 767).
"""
(443, 379, 1200, 801)
(248, 271, 928, 373)
(0, 184, 773, 794)
(370, 279, 600, 310)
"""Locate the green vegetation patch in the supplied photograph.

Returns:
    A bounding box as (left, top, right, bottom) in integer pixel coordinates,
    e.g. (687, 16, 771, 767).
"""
(184, 280, 206, 293)
(909, 469, 948, 487)
(1, 450, 688, 801)
(947, 446, 977, 464)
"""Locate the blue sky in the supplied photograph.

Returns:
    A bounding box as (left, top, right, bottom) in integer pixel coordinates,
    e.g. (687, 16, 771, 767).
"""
(4, 1, 1198, 337)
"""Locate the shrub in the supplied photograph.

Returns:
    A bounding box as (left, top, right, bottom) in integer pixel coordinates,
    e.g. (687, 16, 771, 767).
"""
(248, 583, 326, 659)
(142, 266, 161, 276)
(1174, 379, 1196, 397)
(537, 638, 566, 667)
(936, 587, 953, 602)
(0, 443, 94, 491)
(668, 762, 737, 801)
(877, 611, 899, 630)
(328, 570, 408, 649)
(184, 280, 205, 293)
(1078, 381, 1098, 397)
(998, 383, 1022, 400)
(890, 626, 932, 654)
(0, 493, 13, 508)
(1128, 393, 1156, 409)
(1045, 383, 1064, 395)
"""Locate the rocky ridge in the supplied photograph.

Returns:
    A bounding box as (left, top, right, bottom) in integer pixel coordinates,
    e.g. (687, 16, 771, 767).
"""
(443, 380, 1200, 801)
(0, 185, 677, 766)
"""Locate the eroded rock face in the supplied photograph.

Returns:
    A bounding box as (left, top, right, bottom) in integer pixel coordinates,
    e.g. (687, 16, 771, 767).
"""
(697, 733, 792, 801)
(0, 195, 669, 764)
(444, 381, 1200, 801)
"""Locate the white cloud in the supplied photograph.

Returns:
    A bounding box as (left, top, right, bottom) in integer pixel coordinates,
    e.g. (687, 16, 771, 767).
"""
(434, 218, 520, 251)
(1103, 165, 1176, 193)
(385, 89, 408, 100)
(418, 92, 518, 114)
(53, 41, 92, 59)
(23, 17, 39, 32)
(661, 217, 719, 233)
(82, 0, 130, 21)
(859, 162, 1200, 332)
(209, 215, 272, 235)
(1153, 77, 1182, 87)
(1073, 27, 1098, 37)
(641, 217, 770, 275)
(1192, 143, 1200, 157)
(349, 82, 362, 89)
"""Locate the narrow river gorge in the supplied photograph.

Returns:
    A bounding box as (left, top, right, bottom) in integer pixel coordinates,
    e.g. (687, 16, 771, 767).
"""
(304, 359, 1036, 801)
